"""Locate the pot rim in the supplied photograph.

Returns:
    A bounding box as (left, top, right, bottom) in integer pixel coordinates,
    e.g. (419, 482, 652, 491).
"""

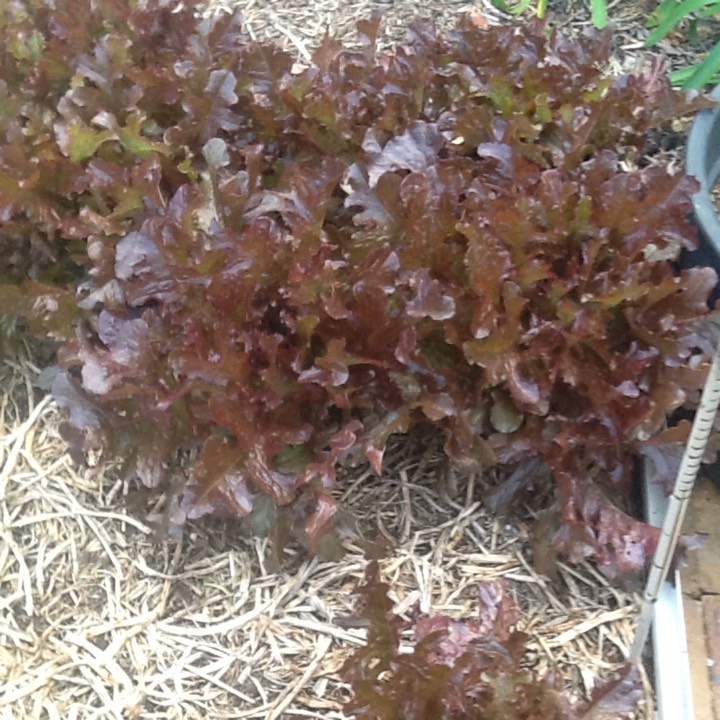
(687, 84, 720, 256)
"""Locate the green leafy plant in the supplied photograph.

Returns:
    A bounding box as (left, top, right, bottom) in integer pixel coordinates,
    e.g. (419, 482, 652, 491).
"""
(0, 0, 715, 577)
(591, 0, 609, 29)
(489, 0, 535, 19)
(488, 0, 714, 87)
(489, 0, 608, 29)
(645, 0, 720, 89)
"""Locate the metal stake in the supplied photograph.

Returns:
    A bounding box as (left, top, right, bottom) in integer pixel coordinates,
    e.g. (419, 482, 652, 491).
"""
(630, 341, 720, 665)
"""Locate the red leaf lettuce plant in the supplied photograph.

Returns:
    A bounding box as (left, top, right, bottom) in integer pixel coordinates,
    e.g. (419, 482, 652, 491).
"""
(341, 562, 642, 720)
(0, 0, 715, 577)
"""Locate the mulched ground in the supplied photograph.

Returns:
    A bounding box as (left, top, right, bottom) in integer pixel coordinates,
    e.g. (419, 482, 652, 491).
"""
(0, 355, 650, 720)
(2, 1, 719, 718)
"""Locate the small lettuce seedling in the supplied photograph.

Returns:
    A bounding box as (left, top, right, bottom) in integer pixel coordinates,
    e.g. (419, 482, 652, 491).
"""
(341, 562, 642, 720)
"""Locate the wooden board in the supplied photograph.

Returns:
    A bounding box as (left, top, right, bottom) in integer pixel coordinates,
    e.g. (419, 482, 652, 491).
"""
(683, 595, 714, 720)
(682, 477, 720, 596)
(703, 595, 720, 720)
(681, 475, 720, 720)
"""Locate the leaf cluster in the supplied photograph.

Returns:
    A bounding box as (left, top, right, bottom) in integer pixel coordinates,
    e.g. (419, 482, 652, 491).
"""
(341, 561, 642, 720)
(0, 0, 716, 573)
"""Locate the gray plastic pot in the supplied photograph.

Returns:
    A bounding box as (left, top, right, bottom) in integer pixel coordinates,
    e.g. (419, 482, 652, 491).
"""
(686, 84, 720, 280)
(686, 86, 720, 481)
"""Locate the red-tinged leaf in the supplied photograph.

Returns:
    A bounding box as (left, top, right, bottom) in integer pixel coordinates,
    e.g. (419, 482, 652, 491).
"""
(581, 665, 642, 720)
(303, 420, 364, 489)
(342, 560, 401, 657)
(445, 411, 497, 470)
(323, 286, 352, 320)
(97, 310, 150, 367)
(52, 370, 102, 433)
(172, 67, 242, 142)
(247, 158, 346, 243)
(417, 392, 456, 421)
(0, 282, 83, 340)
(244, 445, 302, 505)
(505, 357, 544, 410)
(114, 231, 163, 281)
(462, 281, 527, 367)
(365, 121, 445, 188)
(476, 142, 513, 179)
(193, 435, 245, 489)
(305, 492, 338, 554)
(640, 433, 687, 494)
(404, 269, 456, 321)
(678, 266, 719, 313)
(299, 338, 353, 387)
(310, 35, 345, 74)
(460, 224, 514, 307)
(413, 614, 486, 664)
(414, 581, 522, 665)
(476, 580, 521, 642)
(206, 69, 238, 107)
(552, 469, 660, 579)
(182, 469, 254, 520)
(75, 33, 132, 94)
(363, 410, 411, 474)
(342, 163, 402, 233)
(356, 15, 381, 56)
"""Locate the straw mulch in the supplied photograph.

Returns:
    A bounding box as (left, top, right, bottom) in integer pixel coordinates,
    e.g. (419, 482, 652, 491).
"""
(3, 0, 699, 717)
(0, 350, 652, 719)
(203, 0, 720, 79)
